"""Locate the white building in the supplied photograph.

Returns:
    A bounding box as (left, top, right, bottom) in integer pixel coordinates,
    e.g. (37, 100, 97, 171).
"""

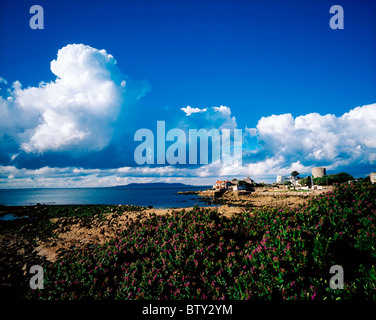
(370, 173, 376, 184)
(277, 175, 303, 186)
(232, 184, 246, 191)
(277, 175, 289, 184)
(213, 180, 232, 189)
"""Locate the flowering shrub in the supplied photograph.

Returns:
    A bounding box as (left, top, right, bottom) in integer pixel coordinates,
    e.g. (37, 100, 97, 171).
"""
(26, 183, 376, 300)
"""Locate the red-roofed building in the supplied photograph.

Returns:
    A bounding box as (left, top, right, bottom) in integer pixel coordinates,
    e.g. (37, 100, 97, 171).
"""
(213, 180, 232, 189)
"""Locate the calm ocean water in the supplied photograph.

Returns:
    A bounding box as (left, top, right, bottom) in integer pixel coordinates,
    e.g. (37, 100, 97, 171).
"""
(0, 186, 214, 208)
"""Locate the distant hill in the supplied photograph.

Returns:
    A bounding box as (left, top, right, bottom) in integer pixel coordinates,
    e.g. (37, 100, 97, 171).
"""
(110, 182, 194, 189)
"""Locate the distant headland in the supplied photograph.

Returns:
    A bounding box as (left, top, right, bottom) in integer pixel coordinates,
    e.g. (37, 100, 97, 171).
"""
(110, 182, 195, 189)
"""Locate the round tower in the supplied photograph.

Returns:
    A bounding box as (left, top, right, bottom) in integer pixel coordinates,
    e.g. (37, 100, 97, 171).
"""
(312, 167, 326, 178)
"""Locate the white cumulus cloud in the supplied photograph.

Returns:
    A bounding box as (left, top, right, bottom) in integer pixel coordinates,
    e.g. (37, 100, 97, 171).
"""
(181, 105, 207, 116)
(213, 105, 231, 116)
(180, 105, 237, 130)
(251, 103, 376, 169)
(1, 44, 128, 153)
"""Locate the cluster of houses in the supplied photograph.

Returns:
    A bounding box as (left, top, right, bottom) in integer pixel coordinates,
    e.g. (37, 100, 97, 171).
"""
(213, 176, 254, 191)
(276, 174, 310, 188)
(276, 167, 326, 190)
(277, 169, 376, 188)
(212, 169, 376, 193)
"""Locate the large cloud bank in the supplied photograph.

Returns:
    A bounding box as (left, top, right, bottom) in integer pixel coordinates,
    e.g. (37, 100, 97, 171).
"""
(251, 103, 376, 170)
(0, 43, 376, 187)
(0, 44, 126, 153)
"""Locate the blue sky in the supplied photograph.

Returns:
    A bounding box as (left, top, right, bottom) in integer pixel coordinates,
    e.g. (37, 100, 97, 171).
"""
(0, 0, 376, 187)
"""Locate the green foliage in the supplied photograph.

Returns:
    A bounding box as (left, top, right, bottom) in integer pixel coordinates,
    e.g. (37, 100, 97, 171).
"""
(291, 171, 300, 178)
(26, 184, 376, 300)
(298, 176, 311, 187)
(313, 172, 354, 186)
(359, 176, 371, 184)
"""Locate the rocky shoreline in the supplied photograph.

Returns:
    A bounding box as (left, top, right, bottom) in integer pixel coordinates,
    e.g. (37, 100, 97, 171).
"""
(194, 186, 334, 208)
(0, 204, 146, 299)
(0, 188, 332, 299)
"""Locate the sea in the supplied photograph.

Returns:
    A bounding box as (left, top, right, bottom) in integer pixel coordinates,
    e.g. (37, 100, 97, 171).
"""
(0, 186, 214, 208)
